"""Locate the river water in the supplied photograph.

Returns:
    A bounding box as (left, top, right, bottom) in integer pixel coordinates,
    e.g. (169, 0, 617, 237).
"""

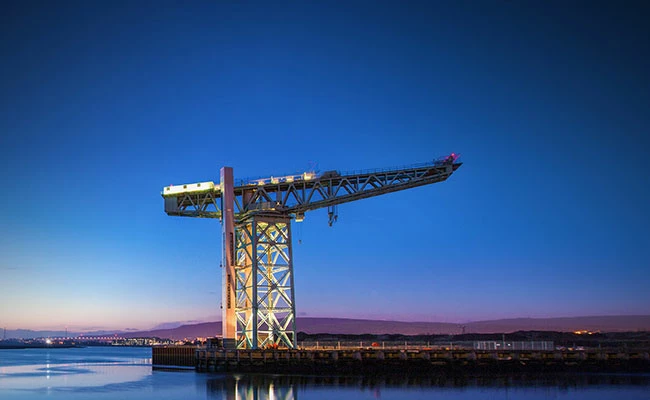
(0, 347, 648, 399)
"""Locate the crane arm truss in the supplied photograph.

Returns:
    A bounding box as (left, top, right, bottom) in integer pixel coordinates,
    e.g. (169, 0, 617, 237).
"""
(163, 160, 461, 220)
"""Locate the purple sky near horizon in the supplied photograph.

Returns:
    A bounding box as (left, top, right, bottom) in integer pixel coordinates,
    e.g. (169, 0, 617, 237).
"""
(1, 1, 649, 331)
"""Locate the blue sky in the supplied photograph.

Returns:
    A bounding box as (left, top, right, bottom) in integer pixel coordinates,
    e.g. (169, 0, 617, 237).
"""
(1, 1, 649, 331)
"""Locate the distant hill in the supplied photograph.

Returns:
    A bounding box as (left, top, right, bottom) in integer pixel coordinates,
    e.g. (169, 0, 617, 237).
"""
(2, 329, 70, 340)
(6, 316, 649, 340)
(296, 318, 460, 335)
(466, 316, 650, 333)
(120, 315, 650, 340)
(123, 322, 220, 340)
(2, 329, 128, 340)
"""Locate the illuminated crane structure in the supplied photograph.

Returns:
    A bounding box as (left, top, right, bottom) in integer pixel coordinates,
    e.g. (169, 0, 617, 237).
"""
(162, 155, 462, 349)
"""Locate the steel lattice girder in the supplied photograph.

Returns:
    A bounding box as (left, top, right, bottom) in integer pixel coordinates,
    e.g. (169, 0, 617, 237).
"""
(234, 215, 296, 349)
(163, 162, 462, 219)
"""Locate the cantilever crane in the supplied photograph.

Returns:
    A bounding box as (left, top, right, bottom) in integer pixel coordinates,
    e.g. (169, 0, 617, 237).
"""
(162, 155, 462, 349)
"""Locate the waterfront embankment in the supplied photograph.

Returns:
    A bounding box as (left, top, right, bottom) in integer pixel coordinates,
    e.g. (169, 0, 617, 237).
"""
(153, 346, 650, 375)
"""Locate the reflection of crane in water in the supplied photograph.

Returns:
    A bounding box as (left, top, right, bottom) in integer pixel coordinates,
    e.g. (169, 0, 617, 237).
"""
(207, 375, 296, 400)
(204, 373, 624, 399)
(163, 155, 462, 350)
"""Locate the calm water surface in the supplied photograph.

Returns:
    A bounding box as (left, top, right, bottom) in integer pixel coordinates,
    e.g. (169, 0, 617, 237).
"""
(0, 347, 648, 399)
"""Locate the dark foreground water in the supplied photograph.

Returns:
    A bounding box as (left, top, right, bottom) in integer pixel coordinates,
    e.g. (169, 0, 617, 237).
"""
(1, 347, 649, 399)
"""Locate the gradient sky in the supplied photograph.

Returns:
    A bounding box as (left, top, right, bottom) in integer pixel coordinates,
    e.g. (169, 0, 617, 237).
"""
(1, 1, 649, 331)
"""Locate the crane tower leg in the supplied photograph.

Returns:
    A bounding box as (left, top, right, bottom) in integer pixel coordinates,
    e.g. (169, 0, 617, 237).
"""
(234, 214, 296, 349)
(220, 167, 237, 349)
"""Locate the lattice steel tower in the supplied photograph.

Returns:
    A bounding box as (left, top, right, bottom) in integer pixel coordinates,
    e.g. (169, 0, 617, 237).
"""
(162, 155, 462, 349)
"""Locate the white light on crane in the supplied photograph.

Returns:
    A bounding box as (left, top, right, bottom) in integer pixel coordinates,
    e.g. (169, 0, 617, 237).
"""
(162, 181, 218, 196)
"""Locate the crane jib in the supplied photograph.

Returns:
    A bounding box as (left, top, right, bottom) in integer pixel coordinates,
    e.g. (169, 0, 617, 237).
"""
(163, 161, 461, 219)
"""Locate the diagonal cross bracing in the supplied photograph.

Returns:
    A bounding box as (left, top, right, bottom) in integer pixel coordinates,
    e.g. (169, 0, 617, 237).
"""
(234, 215, 296, 349)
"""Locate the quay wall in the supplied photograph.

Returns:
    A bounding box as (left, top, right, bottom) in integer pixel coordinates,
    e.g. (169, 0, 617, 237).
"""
(153, 347, 650, 374)
(152, 346, 196, 368)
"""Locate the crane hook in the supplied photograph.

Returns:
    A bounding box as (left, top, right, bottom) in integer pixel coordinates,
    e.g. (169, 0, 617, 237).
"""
(327, 205, 338, 227)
